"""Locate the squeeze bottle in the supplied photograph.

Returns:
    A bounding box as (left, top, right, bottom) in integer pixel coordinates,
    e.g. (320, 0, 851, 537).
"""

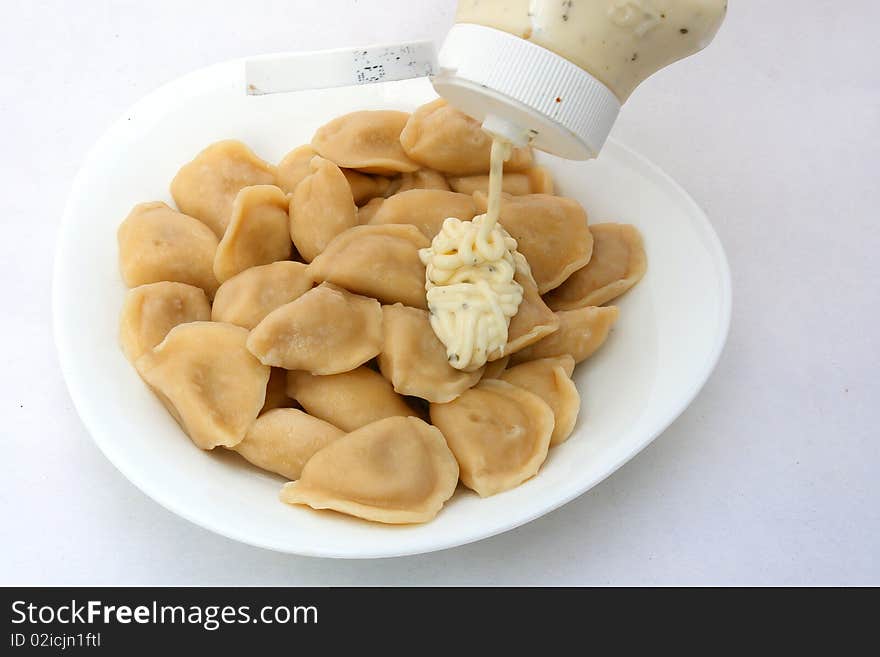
(433, 1, 728, 157)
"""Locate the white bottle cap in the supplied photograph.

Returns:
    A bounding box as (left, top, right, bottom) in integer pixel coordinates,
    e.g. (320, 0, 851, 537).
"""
(432, 24, 621, 160)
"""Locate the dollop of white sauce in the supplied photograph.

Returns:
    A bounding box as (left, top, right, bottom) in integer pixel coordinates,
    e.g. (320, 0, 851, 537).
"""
(419, 214, 525, 372)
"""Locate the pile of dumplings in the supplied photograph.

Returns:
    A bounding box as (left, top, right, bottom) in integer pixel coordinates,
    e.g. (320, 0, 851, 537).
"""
(116, 98, 647, 525)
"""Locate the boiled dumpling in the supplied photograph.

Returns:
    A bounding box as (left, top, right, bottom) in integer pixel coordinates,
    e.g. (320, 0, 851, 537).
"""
(287, 366, 418, 432)
(343, 169, 391, 205)
(399, 98, 533, 175)
(378, 303, 483, 403)
(501, 266, 560, 357)
(448, 172, 527, 196)
(135, 322, 270, 449)
(247, 283, 382, 373)
(384, 169, 450, 195)
(500, 356, 580, 446)
(357, 197, 384, 224)
(234, 408, 344, 480)
(307, 224, 429, 309)
(448, 167, 554, 196)
(170, 140, 276, 237)
(213, 185, 291, 283)
(275, 145, 317, 193)
(119, 282, 211, 362)
(474, 192, 593, 294)
(368, 189, 477, 239)
(279, 416, 459, 524)
(117, 201, 220, 297)
(545, 223, 647, 310)
(480, 355, 509, 380)
(430, 380, 554, 497)
(211, 261, 313, 330)
(510, 306, 619, 366)
(312, 110, 419, 175)
(289, 156, 358, 262)
(527, 167, 555, 195)
(261, 367, 298, 415)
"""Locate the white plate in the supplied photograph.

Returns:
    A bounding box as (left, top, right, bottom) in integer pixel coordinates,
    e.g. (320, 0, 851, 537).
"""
(53, 59, 731, 558)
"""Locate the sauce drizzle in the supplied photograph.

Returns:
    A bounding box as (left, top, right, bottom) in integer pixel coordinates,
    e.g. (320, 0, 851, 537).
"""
(419, 137, 526, 371)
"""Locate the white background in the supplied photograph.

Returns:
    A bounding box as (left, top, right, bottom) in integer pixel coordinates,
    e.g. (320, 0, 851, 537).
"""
(1, 1, 877, 585)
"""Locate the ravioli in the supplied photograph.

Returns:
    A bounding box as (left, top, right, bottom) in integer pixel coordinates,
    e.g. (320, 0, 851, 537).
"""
(480, 356, 509, 380)
(279, 416, 459, 524)
(378, 304, 483, 403)
(368, 189, 477, 239)
(474, 192, 593, 294)
(343, 169, 391, 205)
(510, 306, 619, 365)
(211, 261, 313, 330)
(117, 201, 220, 297)
(119, 282, 211, 362)
(289, 156, 358, 262)
(430, 380, 554, 497)
(213, 185, 291, 282)
(312, 110, 419, 175)
(234, 408, 344, 480)
(246, 283, 382, 373)
(501, 267, 560, 357)
(307, 224, 430, 309)
(170, 140, 276, 237)
(135, 322, 270, 450)
(448, 167, 554, 196)
(357, 197, 384, 224)
(275, 145, 317, 193)
(384, 168, 450, 195)
(399, 98, 533, 175)
(261, 367, 298, 415)
(286, 366, 418, 432)
(500, 356, 580, 446)
(545, 223, 647, 310)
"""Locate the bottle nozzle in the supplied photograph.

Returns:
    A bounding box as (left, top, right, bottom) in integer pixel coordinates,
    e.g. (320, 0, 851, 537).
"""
(481, 114, 532, 148)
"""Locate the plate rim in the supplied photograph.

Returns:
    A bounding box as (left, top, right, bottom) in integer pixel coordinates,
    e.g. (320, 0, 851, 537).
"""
(52, 57, 732, 559)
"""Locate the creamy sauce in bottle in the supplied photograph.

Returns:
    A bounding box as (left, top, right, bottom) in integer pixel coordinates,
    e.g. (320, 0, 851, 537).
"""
(455, 0, 728, 101)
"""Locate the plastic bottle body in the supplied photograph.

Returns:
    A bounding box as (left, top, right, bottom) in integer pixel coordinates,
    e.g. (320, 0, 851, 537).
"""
(455, 0, 728, 102)
(436, 1, 727, 159)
